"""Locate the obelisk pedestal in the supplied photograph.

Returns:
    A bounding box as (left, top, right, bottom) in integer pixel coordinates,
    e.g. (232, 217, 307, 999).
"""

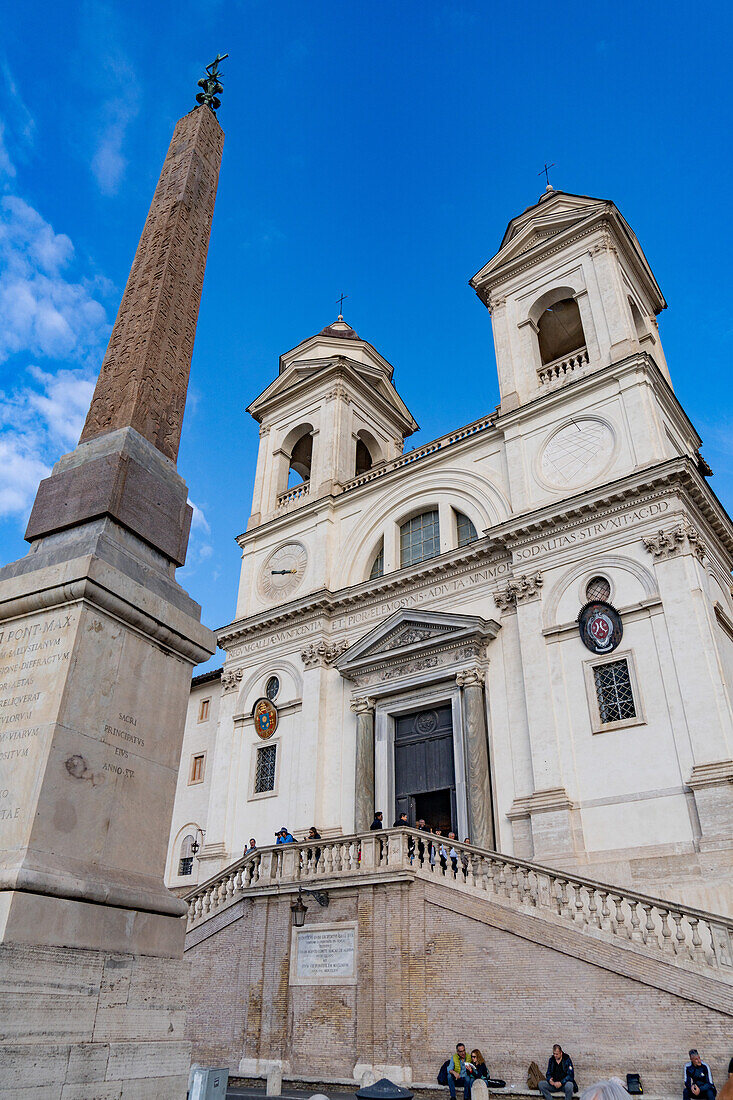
(0, 93, 223, 1098)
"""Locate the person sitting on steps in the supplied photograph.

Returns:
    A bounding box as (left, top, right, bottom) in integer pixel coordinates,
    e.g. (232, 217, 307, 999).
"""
(684, 1050, 716, 1100)
(466, 1049, 489, 1088)
(539, 1044, 577, 1100)
(447, 1042, 472, 1100)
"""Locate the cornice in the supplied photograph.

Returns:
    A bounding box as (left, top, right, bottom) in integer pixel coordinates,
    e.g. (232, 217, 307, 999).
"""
(217, 539, 510, 648)
(220, 459, 733, 651)
(474, 206, 665, 314)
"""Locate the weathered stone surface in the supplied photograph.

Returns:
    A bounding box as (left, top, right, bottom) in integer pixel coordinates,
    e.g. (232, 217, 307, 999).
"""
(80, 106, 223, 462)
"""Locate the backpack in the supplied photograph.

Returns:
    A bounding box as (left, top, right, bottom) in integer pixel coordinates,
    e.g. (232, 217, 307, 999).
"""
(438, 1061, 451, 1086)
(527, 1063, 543, 1091)
(626, 1075, 643, 1095)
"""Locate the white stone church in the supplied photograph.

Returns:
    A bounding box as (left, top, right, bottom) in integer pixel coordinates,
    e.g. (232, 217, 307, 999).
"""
(166, 187, 733, 916)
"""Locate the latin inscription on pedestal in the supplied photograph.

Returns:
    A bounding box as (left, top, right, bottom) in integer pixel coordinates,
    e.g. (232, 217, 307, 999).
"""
(0, 608, 77, 851)
(289, 922, 357, 985)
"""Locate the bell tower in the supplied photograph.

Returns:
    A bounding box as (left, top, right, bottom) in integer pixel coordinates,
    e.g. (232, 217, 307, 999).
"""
(471, 188, 670, 412)
(246, 317, 418, 527)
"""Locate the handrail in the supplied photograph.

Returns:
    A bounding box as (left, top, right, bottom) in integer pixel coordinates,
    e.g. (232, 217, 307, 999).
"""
(183, 829, 733, 976)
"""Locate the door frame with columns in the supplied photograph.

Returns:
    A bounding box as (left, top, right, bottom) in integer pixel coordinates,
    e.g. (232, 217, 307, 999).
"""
(336, 609, 501, 847)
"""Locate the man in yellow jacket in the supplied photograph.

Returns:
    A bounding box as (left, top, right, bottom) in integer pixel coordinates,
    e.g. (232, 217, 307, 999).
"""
(448, 1044, 472, 1100)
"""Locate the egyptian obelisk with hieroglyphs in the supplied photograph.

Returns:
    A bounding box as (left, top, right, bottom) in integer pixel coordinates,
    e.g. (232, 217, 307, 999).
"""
(0, 59, 225, 1098)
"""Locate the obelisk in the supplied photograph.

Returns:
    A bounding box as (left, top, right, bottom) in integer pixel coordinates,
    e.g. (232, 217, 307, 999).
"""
(0, 58, 225, 1098)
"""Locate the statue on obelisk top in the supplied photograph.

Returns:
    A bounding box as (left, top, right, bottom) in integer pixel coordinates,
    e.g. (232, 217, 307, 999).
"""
(196, 52, 228, 112)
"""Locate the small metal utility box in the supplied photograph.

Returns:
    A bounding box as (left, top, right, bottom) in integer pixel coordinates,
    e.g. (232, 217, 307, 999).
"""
(189, 1065, 229, 1100)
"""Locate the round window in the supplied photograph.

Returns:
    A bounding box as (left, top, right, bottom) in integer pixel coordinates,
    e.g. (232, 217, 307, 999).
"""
(585, 575, 611, 602)
(265, 676, 280, 701)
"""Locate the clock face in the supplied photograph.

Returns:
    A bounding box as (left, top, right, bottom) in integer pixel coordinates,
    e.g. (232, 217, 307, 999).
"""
(258, 542, 308, 601)
(539, 418, 615, 488)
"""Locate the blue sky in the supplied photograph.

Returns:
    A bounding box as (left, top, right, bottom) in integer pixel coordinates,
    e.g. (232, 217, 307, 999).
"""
(1, 1, 732, 672)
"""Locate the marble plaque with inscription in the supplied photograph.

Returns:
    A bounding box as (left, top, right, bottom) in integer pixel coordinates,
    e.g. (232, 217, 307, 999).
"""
(290, 923, 357, 985)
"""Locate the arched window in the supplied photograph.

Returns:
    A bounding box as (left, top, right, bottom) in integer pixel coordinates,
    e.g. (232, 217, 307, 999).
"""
(455, 511, 478, 548)
(537, 297, 586, 365)
(288, 430, 313, 489)
(178, 834, 195, 877)
(400, 510, 440, 568)
(369, 543, 384, 580)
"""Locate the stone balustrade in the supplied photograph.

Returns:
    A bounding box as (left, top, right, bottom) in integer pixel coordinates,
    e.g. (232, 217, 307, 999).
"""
(338, 415, 496, 495)
(537, 346, 590, 386)
(276, 481, 310, 509)
(184, 829, 733, 978)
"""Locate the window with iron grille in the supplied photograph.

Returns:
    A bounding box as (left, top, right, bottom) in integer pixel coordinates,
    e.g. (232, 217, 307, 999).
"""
(254, 744, 277, 793)
(400, 510, 440, 568)
(586, 575, 611, 602)
(593, 659, 636, 724)
(456, 511, 478, 548)
(178, 834, 195, 876)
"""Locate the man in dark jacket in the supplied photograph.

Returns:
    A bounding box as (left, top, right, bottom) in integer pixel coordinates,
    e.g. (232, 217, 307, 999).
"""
(538, 1045, 576, 1100)
(393, 812, 409, 827)
(684, 1050, 716, 1100)
(370, 812, 383, 830)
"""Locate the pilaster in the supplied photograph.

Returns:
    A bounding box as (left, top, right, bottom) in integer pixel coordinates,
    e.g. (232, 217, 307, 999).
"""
(351, 697, 376, 834)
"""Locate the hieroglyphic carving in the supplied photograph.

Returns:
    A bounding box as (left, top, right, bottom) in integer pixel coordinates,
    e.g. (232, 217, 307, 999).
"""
(80, 106, 225, 462)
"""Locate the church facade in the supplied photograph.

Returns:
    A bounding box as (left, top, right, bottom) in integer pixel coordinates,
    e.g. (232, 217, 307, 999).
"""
(166, 189, 733, 915)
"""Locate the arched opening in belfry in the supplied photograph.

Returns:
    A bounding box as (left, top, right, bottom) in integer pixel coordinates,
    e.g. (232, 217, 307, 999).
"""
(629, 298, 648, 343)
(354, 430, 382, 477)
(537, 297, 586, 365)
(287, 429, 313, 488)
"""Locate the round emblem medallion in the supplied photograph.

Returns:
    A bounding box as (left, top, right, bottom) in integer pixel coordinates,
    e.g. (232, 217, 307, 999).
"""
(578, 600, 623, 654)
(415, 710, 438, 734)
(252, 697, 278, 739)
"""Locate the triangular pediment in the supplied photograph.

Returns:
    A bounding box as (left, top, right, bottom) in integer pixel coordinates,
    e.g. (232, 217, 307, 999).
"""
(246, 355, 417, 432)
(471, 193, 607, 287)
(336, 609, 500, 677)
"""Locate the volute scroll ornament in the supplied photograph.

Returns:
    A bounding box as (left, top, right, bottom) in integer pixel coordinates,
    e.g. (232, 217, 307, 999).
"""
(221, 667, 244, 693)
(494, 572, 544, 611)
(301, 639, 350, 669)
(350, 696, 375, 715)
(456, 666, 486, 688)
(643, 522, 705, 562)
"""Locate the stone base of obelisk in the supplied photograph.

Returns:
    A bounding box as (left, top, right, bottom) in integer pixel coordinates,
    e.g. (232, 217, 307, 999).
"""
(0, 941, 190, 1099)
(0, 449, 214, 1096)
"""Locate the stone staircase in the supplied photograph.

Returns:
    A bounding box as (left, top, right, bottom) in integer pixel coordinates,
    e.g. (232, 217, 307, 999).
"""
(183, 828, 733, 986)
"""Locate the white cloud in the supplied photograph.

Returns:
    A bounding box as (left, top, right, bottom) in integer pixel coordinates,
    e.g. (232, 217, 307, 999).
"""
(0, 195, 108, 365)
(189, 500, 211, 534)
(0, 184, 110, 523)
(79, 7, 141, 196)
(0, 120, 16, 180)
(0, 366, 97, 520)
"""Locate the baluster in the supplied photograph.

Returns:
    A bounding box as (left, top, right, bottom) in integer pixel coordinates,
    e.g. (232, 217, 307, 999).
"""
(496, 862, 508, 897)
(641, 903, 657, 947)
(629, 900, 644, 942)
(509, 865, 520, 901)
(688, 917, 705, 962)
(570, 883, 586, 927)
(659, 908, 674, 954)
(587, 888, 601, 929)
(597, 889, 610, 930)
(555, 878, 568, 918)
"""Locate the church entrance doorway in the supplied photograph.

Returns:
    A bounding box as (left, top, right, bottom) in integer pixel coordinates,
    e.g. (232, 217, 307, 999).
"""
(394, 704, 457, 833)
